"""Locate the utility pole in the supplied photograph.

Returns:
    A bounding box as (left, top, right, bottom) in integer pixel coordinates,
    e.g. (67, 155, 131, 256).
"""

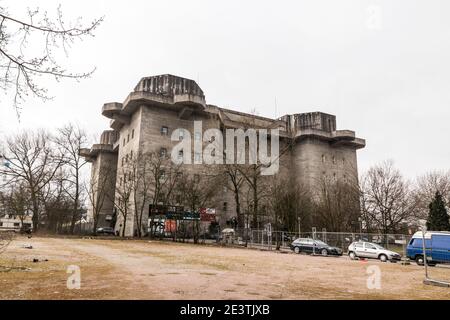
(312, 227, 317, 255)
(421, 227, 428, 279)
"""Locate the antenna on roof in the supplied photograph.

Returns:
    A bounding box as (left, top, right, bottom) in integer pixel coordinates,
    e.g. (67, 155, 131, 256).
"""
(274, 96, 278, 119)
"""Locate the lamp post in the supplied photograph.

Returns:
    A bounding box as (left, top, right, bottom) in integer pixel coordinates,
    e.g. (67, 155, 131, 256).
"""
(421, 226, 428, 279)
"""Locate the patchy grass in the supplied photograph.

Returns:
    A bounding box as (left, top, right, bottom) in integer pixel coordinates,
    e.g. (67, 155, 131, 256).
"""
(1, 236, 450, 300)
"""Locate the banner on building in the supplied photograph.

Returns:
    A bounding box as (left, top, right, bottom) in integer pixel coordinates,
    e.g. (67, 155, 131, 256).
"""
(200, 208, 216, 222)
(183, 211, 200, 221)
(165, 220, 177, 233)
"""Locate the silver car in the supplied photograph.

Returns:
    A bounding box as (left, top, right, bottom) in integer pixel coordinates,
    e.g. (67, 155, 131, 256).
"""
(348, 241, 401, 262)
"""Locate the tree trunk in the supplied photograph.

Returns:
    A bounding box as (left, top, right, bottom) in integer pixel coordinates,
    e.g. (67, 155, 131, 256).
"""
(135, 211, 141, 238)
(252, 176, 258, 228)
(31, 192, 39, 232)
(149, 214, 155, 239)
(93, 210, 99, 235)
(121, 213, 127, 237)
(70, 172, 80, 234)
(234, 187, 244, 230)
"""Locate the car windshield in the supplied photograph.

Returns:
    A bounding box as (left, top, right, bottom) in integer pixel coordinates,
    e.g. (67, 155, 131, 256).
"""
(314, 240, 328, 246)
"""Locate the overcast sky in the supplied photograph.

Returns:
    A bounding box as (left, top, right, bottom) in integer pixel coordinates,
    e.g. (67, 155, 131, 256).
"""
(1, 0, 449, 178)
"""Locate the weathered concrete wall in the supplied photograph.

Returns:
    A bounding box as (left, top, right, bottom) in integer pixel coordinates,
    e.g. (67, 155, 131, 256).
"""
(291, 137, 358, 194)
(114, 107, 143, 237)
(88, 151, 117, 229)
(138, 104, 234, 228)
(85, 75, 365, 236)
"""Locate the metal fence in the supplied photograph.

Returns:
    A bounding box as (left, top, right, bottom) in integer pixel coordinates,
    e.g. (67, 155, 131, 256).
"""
(418, 230, 450, 287)
(59, 222, 94, 235)
(245, 228, 412, 257)
(244, 227, 450, 288)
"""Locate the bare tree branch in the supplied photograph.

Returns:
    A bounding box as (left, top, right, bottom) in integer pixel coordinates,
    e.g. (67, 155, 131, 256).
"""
(0, 5, 103, 115)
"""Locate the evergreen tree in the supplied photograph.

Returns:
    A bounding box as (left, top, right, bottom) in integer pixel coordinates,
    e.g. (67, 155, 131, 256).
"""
(426, 191, 450, 231)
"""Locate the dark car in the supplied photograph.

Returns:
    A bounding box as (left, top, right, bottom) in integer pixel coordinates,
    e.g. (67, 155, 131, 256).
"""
(290, 238, 343, 256)
(96, 227, 115, 235)
(20, 225, 33, 234)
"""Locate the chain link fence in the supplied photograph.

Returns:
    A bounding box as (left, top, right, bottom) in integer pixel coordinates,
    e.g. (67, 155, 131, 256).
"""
(416, 231, 450, 287)
(59, 222, 94, 235)
(245, 228, 412, 258)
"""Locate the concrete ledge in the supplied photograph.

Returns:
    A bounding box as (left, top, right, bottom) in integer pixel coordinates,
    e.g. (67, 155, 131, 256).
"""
(102, 102, 123, 118)
(424, 279, 450, 287)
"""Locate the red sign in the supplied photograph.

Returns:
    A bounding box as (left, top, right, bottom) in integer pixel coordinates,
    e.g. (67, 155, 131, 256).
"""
(200, 208, 216, 222)
(165, 220, 177, 232)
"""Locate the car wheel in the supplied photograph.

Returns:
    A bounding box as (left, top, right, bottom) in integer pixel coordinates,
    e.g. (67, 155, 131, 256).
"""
(321, 249, 328, 256)
(416, 255, 424, 266)
(349, 251, 357, 260)
(379, 254, 388, 262)
(294, 246, 301, 254)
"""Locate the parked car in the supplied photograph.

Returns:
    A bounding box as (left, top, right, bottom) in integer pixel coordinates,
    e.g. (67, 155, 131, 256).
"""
(282, 233, 294, 242)
(406, 231, 450, 266)
(348, 241, 401, 262)
(96, 227, 115, 235)
(20, 225, 32, 234)
(290, 238, 343, 256)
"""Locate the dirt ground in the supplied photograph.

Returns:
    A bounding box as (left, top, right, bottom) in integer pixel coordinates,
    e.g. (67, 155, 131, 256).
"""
(0, 235, 449, 300)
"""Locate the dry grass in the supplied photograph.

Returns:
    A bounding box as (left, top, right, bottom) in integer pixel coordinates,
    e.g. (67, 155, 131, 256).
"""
(1, 236, 450, 300)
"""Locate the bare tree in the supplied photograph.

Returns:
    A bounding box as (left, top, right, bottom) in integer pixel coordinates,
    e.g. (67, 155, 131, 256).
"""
(0, 131, 63, 231)
(237, 141, 293, 229)
(0, 5, 103, 114)
(54, 124, 88, 234)
(85, 165, 114, 234)
(222, 164, 246, 229)
(266, 177, 312, 249)
(40, 169, 72, 233)
(360, 160, 414, 234)
(238, 164, 269, 228)
(2, 182, 30, 225)
(314, 175, 361, 232)
(267, 177, 312, 233)
(176, 171, 219, 243)
(114, 164, 133, 237)
(130, 152, 152, 238)
(113, 151, 181, 238)
(147, 152, 180, 238)
(412, 170, 450, 220)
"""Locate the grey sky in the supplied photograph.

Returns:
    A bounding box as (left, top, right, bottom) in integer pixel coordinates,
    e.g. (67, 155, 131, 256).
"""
(1, 0, 449, 178)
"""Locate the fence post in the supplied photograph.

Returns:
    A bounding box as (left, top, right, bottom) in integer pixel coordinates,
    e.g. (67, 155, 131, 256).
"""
(422, 227, 428, 280)
(312, 227, 316, 255)
(402, 234, 406, 258)
(282, 231, 285, 248)
(261, 230, 263, 247)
